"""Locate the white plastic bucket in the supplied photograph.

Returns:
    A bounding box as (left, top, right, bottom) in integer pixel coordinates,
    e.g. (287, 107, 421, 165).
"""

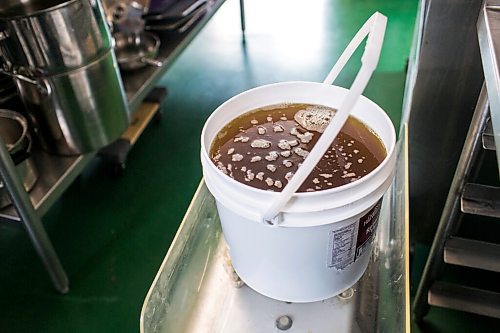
(200, 81, 396, 302)
(200, 12, 395, 302)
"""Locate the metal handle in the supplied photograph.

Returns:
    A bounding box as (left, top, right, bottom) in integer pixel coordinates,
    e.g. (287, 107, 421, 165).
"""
(0, 69, 37, 85)
(0, 68, 51, 96)
(141, 57, 163, 67)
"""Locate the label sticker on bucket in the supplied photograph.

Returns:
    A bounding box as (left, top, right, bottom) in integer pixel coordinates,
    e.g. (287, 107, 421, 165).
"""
(327, 200, 382, 270)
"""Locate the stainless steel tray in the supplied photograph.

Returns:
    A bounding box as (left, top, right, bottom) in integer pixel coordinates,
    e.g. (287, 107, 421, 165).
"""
(140, 126, 410, 333)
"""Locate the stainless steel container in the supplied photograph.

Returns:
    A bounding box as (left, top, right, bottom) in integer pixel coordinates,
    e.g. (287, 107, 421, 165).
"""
(0, 0, 113, 74)
(0, 109, 38, 208)
(15, 49, 130, 155)
(0, 0, 130, 155)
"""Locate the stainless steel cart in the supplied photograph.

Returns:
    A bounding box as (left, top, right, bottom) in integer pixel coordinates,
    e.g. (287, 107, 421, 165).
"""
(140, 126, 409, 333)
(0, 0, 237, 293)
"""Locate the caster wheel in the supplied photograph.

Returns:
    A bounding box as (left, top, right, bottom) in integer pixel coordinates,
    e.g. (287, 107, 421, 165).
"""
(154, 109, 162, 124)
(112, 162, 126, 177)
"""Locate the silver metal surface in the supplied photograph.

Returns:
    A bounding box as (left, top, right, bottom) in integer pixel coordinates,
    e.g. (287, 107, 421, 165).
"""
(104, 0, 147, 33)
(461, 183, 500, 218)
(144, 0, 207, 21)
(16, 49, 130, 155)
(428, 282, 500, 319)
(0, 0, 233, 294)
(0, 151, 94, 221)
(0, 0, 230, 218)
(0, 136, 68, 293)
(103, 0, 150, 24)
(115, 32, 163, 71)
(478, 1, 500, 174)
(140, 127, 409, 333)
(412, 84, 491, 320)
(276, 315, 293, 331)
(482, 117, 496, 150)
(0, 109, 38, 208)
(145, 3, 208, 31)
(122, 0, 226, 111)
(0, 0, 112, 75)
(0, 109, 28, 153)
(0, 0, 129, 155)
(444, 237, 500, 272)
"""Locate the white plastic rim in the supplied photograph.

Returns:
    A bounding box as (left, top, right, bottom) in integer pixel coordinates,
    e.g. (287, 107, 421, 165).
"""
(201, 81, 396, 227)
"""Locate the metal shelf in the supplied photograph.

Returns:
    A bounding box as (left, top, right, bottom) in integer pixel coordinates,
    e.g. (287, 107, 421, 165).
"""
(0, 0, 228, 224)
(0, 0, 232, 292)
(123, 0, 227, 112)
(0, 151, 94, 224)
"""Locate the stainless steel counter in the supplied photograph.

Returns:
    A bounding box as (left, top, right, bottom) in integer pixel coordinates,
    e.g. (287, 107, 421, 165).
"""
(140, 126, 409, 333)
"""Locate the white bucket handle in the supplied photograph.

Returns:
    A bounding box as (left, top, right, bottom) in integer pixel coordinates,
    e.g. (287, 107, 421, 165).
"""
(261, 12, 387, 226)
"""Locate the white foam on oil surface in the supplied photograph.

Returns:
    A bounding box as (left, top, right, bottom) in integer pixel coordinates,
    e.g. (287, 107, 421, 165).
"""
(294, 106, 336, 133)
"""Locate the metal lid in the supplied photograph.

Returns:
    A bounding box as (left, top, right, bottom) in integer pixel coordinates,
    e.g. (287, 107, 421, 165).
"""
(0, 0, 79, 19)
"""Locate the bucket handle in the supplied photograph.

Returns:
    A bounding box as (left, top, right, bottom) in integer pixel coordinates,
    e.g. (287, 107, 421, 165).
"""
(261, 12, 387, 226)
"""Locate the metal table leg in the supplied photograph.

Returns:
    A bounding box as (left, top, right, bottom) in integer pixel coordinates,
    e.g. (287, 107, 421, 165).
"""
(0, 138, 69, 293)
(239, 0, 246, 33)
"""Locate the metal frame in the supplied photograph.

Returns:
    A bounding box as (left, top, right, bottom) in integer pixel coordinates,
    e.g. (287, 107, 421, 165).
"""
(0, 138, 69, 293)
(412, 84, 490, 320)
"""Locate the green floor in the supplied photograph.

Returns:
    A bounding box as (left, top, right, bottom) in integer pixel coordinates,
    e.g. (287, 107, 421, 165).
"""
(0, 0, 458, 332)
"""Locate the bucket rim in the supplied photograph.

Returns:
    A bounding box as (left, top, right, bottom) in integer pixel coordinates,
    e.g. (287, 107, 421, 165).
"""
(201, 81, 396, 199)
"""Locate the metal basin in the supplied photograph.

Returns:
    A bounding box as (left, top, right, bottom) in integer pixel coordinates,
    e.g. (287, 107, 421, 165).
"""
(115, 31, 162, 71)
(0, 109, 38, 208)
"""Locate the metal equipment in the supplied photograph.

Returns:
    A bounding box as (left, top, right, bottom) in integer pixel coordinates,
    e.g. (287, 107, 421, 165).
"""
(0, 0, 242, 293)
(411, 0, 500, 322)
(0, 0, 129, 155)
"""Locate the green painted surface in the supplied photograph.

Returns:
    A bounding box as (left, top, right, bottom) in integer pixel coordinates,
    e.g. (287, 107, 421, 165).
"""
(0, 1, 418, 332)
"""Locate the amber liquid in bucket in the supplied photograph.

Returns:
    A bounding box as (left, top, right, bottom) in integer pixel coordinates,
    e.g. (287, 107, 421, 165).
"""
(210, 103, 386, 192)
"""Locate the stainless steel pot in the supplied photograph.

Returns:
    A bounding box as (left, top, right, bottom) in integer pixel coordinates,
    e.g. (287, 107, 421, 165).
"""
(0, 109, 38, 208)
(15, 49, 130, 155)
(0, 0, 113, 75)
(114, 31, 162, 71)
